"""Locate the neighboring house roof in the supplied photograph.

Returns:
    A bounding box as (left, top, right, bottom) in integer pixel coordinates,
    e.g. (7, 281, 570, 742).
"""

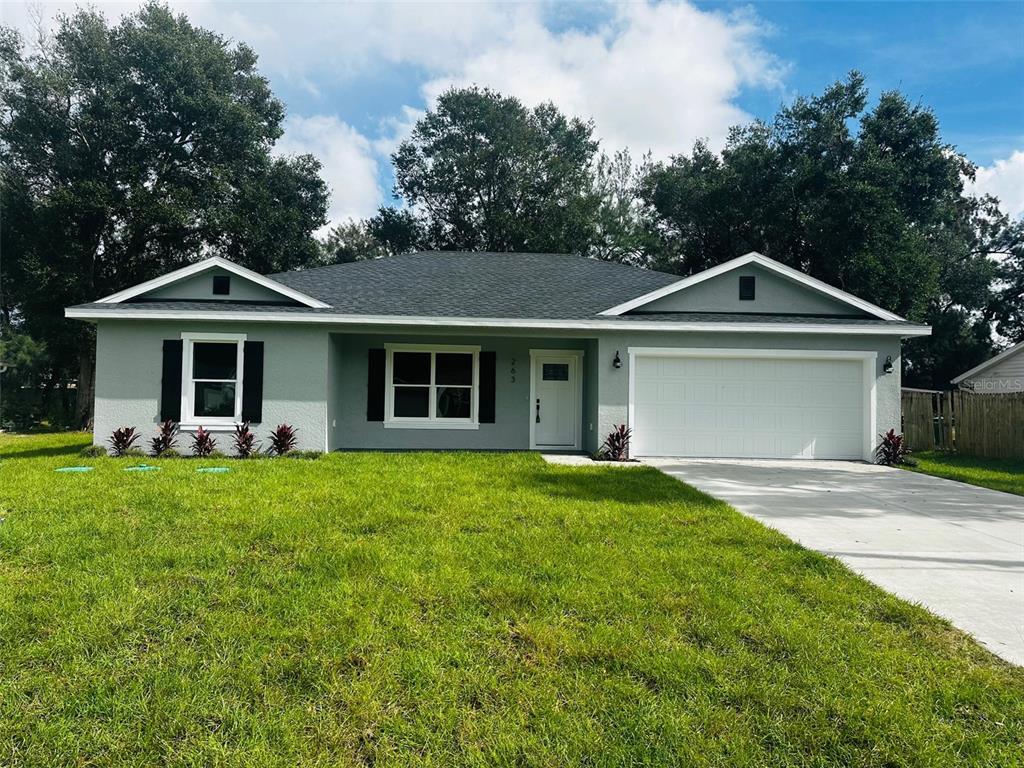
(65, 250, 931, 336)
(600, 251, 904, 321)
(951, 340, 1024, 385)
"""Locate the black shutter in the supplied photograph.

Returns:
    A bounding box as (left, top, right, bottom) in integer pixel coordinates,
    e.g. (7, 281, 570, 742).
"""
(241, 341, 264, 423)
(160, 340, 183, 422)
(367, 348, 385, 421)
(479, 351, 496, 424)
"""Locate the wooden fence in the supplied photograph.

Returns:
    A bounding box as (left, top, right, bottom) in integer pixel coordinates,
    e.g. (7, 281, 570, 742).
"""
(901, 389, 1024, 458)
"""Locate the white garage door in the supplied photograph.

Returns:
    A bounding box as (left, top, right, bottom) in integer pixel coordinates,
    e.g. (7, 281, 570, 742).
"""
(631, 354, 866, 459)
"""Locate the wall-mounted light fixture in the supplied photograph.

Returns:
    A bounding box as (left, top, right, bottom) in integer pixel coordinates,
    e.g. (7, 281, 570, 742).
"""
(883, 355, 894, 374)
(613, 351, 622, 369)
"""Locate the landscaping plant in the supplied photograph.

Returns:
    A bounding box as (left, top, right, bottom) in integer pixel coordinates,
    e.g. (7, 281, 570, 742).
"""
(150, 420, 179, 457)
(875, 429, 913, 466)
(233, 422, 259, 458)
(599, 424, 632, 461)
(190, 427, 217, 458)
(108, 426, 140, 457)
(268, 423, 298, 456)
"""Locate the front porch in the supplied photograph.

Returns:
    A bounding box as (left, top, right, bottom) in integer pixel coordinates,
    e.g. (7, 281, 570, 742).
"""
(326, 332, 599, 453)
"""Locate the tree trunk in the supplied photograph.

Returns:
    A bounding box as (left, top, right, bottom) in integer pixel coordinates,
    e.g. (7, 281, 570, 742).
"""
(74, 339, 96, 430)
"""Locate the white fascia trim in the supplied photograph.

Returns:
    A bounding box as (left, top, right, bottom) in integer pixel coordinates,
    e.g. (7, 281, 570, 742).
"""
(951, 340, 1024, 384)
(64, 307, 932, 337)
(93, 256, 330, 309)
(599, 252, 905, 322)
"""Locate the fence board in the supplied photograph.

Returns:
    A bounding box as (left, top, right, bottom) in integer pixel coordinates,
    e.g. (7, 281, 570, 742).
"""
(902, 390, 1024, 458)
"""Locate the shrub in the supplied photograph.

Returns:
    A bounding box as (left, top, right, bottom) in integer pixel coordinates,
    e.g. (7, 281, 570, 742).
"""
(109, 426, 140, 457)
(598, 424, 632, 461)
(80, 444, 107, 458)
(233, 422, 259, 458)
(191, 427, 217, 458)
(268, 423, 298, 456)
(875, 429, 914, 466)
(150, 420, 179, 457)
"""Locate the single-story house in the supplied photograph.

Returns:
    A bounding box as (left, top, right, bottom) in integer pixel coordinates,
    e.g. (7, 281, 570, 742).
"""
(66, 251, 930, 460)
(952, 340, 1024, 393)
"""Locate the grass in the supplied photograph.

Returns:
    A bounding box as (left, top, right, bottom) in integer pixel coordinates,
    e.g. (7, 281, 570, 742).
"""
(1, 433, 1022, 767)
(909, 451, 1024, 496)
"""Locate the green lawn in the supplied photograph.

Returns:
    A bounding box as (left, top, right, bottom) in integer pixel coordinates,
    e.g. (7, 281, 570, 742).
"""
(909, 451, 1024, 496)
(1, 433, 1021, 767)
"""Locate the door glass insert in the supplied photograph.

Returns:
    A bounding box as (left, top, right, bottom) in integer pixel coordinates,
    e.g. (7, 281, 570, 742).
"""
(542, 363, 569, 381)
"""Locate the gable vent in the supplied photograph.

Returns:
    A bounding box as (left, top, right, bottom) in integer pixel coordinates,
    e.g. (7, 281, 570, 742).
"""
(739, 275, 755, 301)
(212, 275, 231, 296)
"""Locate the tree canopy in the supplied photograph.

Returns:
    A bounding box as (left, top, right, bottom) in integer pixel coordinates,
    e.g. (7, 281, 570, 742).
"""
(0, 2, 327, 424)
(383, 87, 600, 253)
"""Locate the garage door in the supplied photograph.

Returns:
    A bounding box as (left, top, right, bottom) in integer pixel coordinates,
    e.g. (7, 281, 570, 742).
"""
(631, 354, 866, 459)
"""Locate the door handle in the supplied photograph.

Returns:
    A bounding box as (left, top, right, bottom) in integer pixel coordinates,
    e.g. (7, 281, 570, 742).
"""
(535, 398, 541, 423)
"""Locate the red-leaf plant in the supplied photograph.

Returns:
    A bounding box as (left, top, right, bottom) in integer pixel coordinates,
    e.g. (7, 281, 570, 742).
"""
(150, 419, 179, 457)
(268, 423, 298, 456)
(191, 426, 217, 458)
(599, 424, 632, 461)
(233, 422, 259, 458)
(109, 426, 140, 457)
(875, 429, 912, 466)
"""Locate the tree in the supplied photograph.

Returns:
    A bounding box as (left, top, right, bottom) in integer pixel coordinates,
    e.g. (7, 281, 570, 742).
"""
(987, 218, 1024, 344)
(390, 87, 600, 253)
(637, 72, 1000, 388)
(318, 219, 388, 264)
(0, 3, 328, 425)
(587, 150, 655, 266)
(366, 207, 424, 257)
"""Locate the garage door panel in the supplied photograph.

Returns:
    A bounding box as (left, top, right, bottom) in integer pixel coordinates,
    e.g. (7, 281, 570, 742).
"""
(632, 355, 865, 460)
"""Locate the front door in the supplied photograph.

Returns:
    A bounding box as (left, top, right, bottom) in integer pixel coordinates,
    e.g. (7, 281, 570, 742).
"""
(531, 353, 580, 449)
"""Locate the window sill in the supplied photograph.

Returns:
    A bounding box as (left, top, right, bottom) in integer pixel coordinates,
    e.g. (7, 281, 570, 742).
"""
(383, 421, 480, 430)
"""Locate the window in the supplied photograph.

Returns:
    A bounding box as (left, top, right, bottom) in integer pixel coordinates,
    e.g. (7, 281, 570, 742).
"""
(212, 275, 231, 295)
(385, 345, 479, 428)
(739, 275, 756, 301)
(182, 333, 245, 424)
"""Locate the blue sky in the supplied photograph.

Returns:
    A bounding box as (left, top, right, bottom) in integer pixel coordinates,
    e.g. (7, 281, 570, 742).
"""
(5, 1, 1023, 226)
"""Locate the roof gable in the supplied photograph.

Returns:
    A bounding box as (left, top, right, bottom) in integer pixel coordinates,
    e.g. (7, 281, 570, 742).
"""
(600, 252, 905, 322)
(95, 257, 330, 308)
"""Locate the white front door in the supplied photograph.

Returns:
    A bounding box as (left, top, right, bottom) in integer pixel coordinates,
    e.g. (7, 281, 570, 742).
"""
(531, 353, 581, 449)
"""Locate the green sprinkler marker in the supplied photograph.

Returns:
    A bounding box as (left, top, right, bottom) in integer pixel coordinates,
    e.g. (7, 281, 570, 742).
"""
(196, 467, 231, 474)
(54, 466, 94, 473)
(124, 464, 161, 472)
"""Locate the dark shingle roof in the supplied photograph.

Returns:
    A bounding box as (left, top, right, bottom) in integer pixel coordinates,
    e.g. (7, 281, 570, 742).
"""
(268, 251, 679, 319)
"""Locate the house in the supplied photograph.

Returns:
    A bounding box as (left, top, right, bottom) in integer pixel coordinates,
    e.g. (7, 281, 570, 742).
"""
(952, 340, 1024, 393)
(65, 251, 930, 460)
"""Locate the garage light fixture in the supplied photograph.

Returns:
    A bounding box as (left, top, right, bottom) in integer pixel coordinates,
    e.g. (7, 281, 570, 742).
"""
(883, 355, 894, 374)
(613, 351, 622, 369)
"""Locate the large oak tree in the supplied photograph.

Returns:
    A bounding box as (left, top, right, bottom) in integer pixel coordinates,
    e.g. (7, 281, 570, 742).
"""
(0, 3, 327, 425)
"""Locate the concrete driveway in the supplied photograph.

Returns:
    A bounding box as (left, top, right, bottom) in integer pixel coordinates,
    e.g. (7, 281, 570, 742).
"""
(646, 458, 1024, 666)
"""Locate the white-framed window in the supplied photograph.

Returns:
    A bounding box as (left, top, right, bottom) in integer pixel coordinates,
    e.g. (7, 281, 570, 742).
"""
(384, 344, 480, 429)
(180, 332, 246, 426)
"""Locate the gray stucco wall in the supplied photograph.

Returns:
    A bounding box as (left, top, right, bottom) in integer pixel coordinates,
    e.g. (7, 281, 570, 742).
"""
(94, 320, 329, 452)
(91, 319, 903, 458)
(594, 331, 902, 458)
(639, 264, 859, 315)
(328, 332, 592, 451)
(144, 269, 292, 303)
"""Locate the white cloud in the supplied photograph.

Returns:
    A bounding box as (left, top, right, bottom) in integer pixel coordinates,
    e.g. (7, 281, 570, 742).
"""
(971, 151, 1024, 219)
(274, 115, 383, 229)
(421, 3, 784, 158)
(3, 1, 785, 220)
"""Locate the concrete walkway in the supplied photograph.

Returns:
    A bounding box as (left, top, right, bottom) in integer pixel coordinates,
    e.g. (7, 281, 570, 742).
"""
(645, 458, 1024, 666)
